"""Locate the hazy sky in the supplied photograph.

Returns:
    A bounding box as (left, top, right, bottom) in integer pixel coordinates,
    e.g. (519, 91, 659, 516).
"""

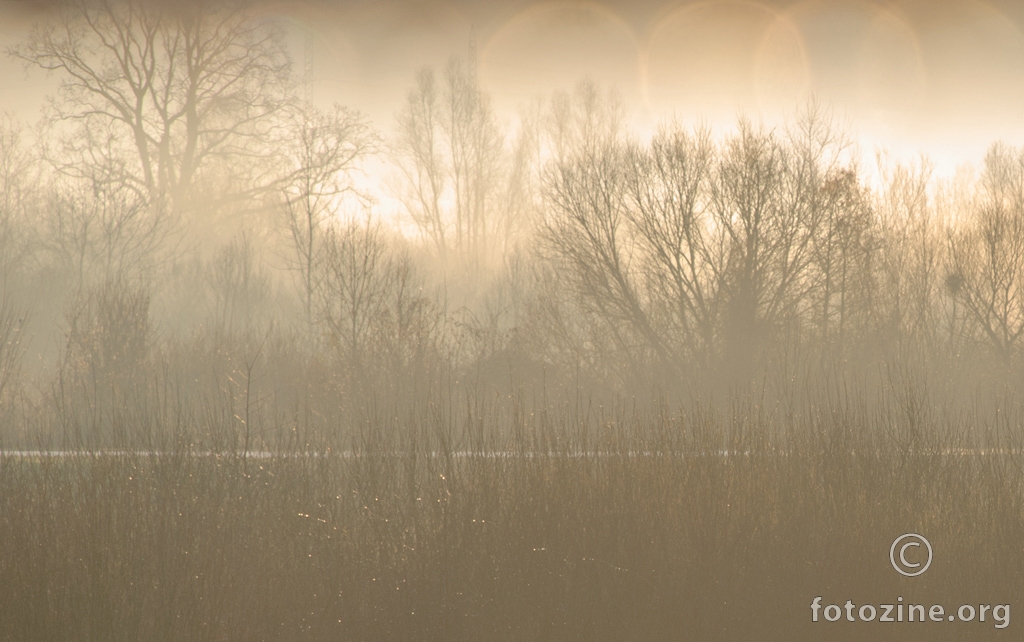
(4, 0, 1024, 175)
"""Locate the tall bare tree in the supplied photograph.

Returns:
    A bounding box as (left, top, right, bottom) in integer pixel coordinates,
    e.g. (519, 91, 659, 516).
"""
(12, 0, 291, 216)
(42, 169, 168, 292)
(709, 120, 806, 373)
(541, 98, 868, 380)
(393, 53, 509, 266)
(873, 155, 940, 355)
(540, 83, 678, 376)
(313, 217, 438, 394)
(624, 123, 721, 366)
(279, 103, 376, 329)
(780, 102, 873, 354)
(0, 116, 35, 283)
(809, 168, 875, 351)
(947, 143, 1024, 361)
(315, 218, 393, 368)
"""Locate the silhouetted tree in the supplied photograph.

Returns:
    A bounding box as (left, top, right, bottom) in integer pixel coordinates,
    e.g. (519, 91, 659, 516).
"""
(948, 143, 1024, 361)
(873, 155, 941, 356)
(624, 123, 720, 367)
(314, 217, 438, 395)
(13, 0, 291, 216)
(0, 116, 35, 283)
(42, 171, 168, 292)
(809, 168, 875, 352)
(279, 103, 377, 330)
(393, 53, 512, 266)
(541, 101, 858, 382)
(540, 89, 670, 375)
(709, 120, 809, 375)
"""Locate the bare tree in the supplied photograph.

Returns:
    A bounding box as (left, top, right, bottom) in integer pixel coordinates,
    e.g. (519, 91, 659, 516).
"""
(0, 116, 36, 283)
(315, 218, 394, 368)
(543, 131, 660, 361)
(394, 68, 445, 255)
(546, 80, 627, 163)
(42, 169, 168, 292)
(709, 119, 807, 373)
(778, 102, 874, 355)
(624, 122, 721, 366)
(873, 154, 940, 356)
(12, 0, 291, 216)
(313, 217, 437, 393)
(279, 103, 376, 329)
(704, 107, 856, 373)
(539, 83, 676, 376)
(501, 103, 544, 250)
(540, 98, 869, 381)
(393, 53, 510, 266)
(947, 143, 1024, 361)
(809, 168, 875, 352)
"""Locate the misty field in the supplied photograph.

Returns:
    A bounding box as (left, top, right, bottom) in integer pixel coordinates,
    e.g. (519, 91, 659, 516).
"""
(6, 0, 1024, 640)
(3, 393, 1024, 642)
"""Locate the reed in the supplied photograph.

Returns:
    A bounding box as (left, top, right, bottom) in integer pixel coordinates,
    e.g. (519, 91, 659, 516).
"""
(2, 389, 1022, 641)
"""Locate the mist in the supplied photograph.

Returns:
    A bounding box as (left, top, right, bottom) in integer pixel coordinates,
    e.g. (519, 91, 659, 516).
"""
(3, 1, 1024, 641)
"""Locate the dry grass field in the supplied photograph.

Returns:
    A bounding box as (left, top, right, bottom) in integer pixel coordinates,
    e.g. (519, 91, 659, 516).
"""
(3, 391, 1022, 642)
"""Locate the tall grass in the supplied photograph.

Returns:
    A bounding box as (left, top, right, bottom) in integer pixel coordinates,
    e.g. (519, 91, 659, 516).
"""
(2, 389, 1023, 641)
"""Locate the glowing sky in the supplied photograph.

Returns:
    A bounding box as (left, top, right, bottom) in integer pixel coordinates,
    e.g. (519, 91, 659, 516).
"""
(4, 0, 1024, 176)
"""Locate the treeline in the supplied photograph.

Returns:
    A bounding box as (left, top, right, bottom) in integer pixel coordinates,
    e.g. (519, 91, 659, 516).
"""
(1, 0, 1023, 446)
(535, 96, 1024, 395)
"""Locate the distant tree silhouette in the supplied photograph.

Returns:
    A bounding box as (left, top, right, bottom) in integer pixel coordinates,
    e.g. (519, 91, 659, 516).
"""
(393, 53, 519, 267)
(948, 143, 1024, 361)
(13, 0, 291, 216)
(279, 103, 376, 331)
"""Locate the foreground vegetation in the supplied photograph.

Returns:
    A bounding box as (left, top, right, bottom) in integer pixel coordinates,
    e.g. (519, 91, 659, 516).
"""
(3, 390, 1024, 642)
